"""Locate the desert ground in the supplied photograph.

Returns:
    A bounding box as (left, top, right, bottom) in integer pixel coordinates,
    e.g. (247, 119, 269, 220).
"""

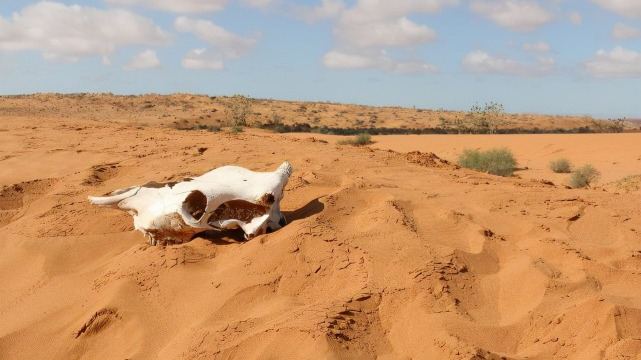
(1, 95, 641, 359)
(1, 93, 633, 132)
(286, 133, 641, 186)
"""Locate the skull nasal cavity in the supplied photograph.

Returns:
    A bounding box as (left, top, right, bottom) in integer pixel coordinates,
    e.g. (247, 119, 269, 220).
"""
(183, 190, 207, 221)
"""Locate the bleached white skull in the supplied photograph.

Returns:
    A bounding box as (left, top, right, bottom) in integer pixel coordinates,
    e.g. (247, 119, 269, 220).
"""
(89, 162, 293, 245)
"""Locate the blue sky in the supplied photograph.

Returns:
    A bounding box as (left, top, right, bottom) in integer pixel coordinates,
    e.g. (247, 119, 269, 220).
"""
(1, 0, 640, 118)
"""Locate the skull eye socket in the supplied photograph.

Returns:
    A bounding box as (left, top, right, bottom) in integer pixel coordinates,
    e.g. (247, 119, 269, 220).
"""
(183, 190, 207, 221)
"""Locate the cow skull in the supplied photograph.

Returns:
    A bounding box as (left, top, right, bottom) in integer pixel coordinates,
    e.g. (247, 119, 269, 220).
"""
(89, 161, 293, 245)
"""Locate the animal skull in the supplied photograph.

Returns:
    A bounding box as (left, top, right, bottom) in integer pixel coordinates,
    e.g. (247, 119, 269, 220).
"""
(89, 161, 293, 245)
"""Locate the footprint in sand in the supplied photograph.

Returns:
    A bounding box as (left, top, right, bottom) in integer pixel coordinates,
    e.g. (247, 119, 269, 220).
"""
(75, 307, 120, 338)
(82, 163, 120, 186)
(0, 178, 57, 227)
(414, 209, 487, 254)
(472, 254, 548, 326)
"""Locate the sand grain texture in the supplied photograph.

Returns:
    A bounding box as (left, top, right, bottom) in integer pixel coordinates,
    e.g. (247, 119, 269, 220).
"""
(1, 114, 641, 359)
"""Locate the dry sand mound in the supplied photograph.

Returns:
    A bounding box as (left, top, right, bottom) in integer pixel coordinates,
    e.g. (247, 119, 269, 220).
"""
(1, 118, 641, 359)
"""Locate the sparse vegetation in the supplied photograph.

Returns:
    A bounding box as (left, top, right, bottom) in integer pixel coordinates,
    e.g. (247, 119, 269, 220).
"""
(3, 94, 636, 134)
(592, 118, 627, 133)
(549, 158, 572, 173)
(439, 116, 467, 134)
(225, 95, 253, 127)
(433, 102, 512, 134)
(263, 112, 288, 133)
(467, 102, 510, 134)
(173, 122, 220, 132)
(338, 133, 373, 146)
(199, 124, 221, 132)
(608, 118, 626, 133)
(259, 122, 600, 135)
(458, 148, 517, 177)
(230, 125, 244, 134)
(570, 165, 600, 188)
(270, 112, 283, 125)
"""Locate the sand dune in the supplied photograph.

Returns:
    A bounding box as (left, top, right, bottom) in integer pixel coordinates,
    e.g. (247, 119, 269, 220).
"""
(287, 132, 641, 186)
(1, 115, 641, 359)
(0, 93, 624, 132)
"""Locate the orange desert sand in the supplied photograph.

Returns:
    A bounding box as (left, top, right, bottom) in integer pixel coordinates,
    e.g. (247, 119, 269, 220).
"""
(1, 96, 641, 359)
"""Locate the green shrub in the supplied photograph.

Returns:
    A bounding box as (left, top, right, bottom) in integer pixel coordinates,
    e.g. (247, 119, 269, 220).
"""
(338, 133, 372, 146)
(570, 165, 600, 188)
(458, 148, 516, 177)
(458, 149, 483, 170)
(549, 158, 572, 173)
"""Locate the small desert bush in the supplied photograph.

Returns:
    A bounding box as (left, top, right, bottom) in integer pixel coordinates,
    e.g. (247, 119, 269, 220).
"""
(197, 124, 220, 132)
(570, 165, 600, 188)
(549, 158, 572, 173)
(271, 112, 283, 125)
(338, 133, 372, 146)
(230, 125, 244, 134)
(458, 148, 516, 177)
(225, 95, 252, 127)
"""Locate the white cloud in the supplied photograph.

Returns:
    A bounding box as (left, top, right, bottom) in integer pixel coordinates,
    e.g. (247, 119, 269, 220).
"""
(175, 17, 257, 70)
(0, 1, 168, 62)
(470, 0, 553, 31)
(612, 23, 641, 39)
(592, 0, 641, 18)
(240, 0, 275, 8)
(335, 0, 455, 48)
(318, 0, 455, 73)
(523, 41, 550, 53)
(296, 0, 346, 22)
(585, 47, 641, 77)
(337, 16, 436, 49)
(174, 16, 257, 58)
(338, 0, 458, 23)
(323, 50, 379, 69)
(463, 50, 554, 76)
(323, 50, 436, 73)
(106, 0, 228, 13)
(107, 0, 272, 12)
(124, 49, 160, 70)
(182, 48, 224, 70)
(568, 11, 582, 25)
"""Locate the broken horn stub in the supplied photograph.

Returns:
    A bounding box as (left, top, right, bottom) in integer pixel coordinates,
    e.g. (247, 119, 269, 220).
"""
(89, 161, 293, 246)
